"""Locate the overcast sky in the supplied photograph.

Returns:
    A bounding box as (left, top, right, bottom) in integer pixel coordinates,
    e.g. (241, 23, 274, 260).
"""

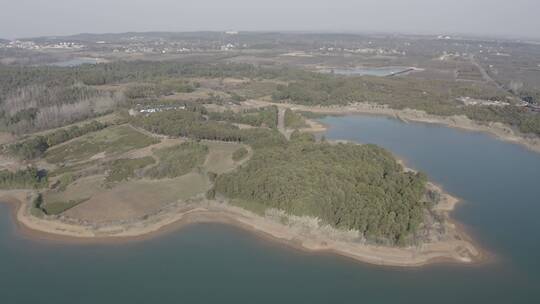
(1, 0, 539, 39)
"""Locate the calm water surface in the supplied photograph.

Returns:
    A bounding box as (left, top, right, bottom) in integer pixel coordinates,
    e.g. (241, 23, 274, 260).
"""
(1, 115, 539, 303)
(324, 67, 410, 76)
(48, 58, 100, 67)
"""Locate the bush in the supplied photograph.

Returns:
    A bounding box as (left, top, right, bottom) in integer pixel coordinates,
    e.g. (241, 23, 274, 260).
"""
(0, 167, 48, 189)
(232, 147, 248, 161)
(284, 109, 308, 129)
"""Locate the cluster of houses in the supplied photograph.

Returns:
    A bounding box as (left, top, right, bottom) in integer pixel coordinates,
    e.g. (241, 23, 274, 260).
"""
(138, 105, 186, 114)
(457, 97, 540, 112)
(457, 97, 510, 107)
(1, 40, 85, 50)
(318, 46, 405, 56)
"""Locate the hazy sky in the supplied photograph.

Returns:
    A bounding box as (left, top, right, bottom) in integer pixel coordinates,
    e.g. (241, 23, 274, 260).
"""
(1, 0, 539, 39)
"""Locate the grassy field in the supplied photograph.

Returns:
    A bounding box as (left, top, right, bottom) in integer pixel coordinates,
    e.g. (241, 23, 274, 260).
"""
(42, 198, 89, 215)
(45, 125, 159, 164)
(146, 142, 208, 179)
(44, 175, 105, 206)
(39, 135, 251, 220)
(232, 147, 249, 162)
(48, 160, 100, 177)
(63, 172, 210, 222)
(105, 157, 156, 185)
(284, 109, 308, 129)
(38, 137, 251, 219)
(203, 141, 250, 174)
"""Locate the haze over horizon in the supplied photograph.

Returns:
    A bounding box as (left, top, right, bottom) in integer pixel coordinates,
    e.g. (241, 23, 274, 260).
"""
(1, 0, 539, 40)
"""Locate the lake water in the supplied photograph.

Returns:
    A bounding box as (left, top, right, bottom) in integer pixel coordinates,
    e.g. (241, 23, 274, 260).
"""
(48, 58, 101, 67)
(322, 67, 411, 76)
(2, 115, 540, 303)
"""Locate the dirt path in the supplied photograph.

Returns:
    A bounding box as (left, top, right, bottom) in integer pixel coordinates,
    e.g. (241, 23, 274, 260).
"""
(277, 107, 293, 139)
(469, 55, 504, 90)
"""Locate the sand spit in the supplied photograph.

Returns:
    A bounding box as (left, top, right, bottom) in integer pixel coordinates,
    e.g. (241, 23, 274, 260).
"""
(1, 187, 480, 267)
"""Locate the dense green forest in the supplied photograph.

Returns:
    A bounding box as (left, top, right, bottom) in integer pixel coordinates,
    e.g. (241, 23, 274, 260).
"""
(284, 108, 307, 129)
(2, 60, 538, 135)
(131, 109, 286, 148)
(146, 142, 208, 179)
(0, 61, 281, 134)
(0, 167, 48, 189)
(215, 136, 429, 245)
(0, 61, 305, 98)
(208, 106, 278, 128)
(272, 76, 540, 135)
(124, 80, 196, 99)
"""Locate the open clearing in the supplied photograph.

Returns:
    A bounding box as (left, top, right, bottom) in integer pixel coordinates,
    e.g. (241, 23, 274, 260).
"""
(63, 172, 210, 222)
(202, 141, 252, 174)
(45, 124, 159, 164)
(39, 127, 249, 222)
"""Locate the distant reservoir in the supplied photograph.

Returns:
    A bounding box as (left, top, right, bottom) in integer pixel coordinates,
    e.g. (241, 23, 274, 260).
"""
(320, 66, 416, 77)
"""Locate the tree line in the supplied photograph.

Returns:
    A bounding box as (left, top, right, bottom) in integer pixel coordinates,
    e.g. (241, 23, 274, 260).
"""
(0, 167, 48, 189)
(208, 106, 278, 129)
(272, 75, 540, 136)
(0, 84, 122, 134)
(5, 121, 107, 160)
(131, 109, 286, 148)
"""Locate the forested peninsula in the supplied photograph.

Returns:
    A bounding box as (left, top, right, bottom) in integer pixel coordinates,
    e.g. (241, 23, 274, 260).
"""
(0, 59, 486, 265)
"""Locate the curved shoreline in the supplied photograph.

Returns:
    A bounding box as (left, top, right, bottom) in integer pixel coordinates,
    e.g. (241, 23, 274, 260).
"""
(246, 100, 540, 154)
(0, 104, 496, 266)
(0, 187, 482, 267)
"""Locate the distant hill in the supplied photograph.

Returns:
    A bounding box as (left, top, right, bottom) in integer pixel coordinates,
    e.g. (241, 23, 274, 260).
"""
(29, 31, 227, 44)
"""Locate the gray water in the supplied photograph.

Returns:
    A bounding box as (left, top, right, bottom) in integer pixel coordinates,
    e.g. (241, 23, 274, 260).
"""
(323, 66, 411, 76)
(48, 58, 100, 67)
(1, 114, 540, 303)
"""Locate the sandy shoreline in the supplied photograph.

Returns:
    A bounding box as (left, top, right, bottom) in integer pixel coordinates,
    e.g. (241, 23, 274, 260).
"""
(0, 186, 481, 267)
(245, 100, 540, 154)
(0, 103, 497, 266)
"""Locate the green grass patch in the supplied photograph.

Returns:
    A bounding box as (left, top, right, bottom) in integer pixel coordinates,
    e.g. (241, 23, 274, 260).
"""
(208, 106, 278, 129)
(105, 157, 156, 184)
(42, 198, 88, 215)
(230, 199, 268, 216)
(146, 142, 209, 179)
(49, 160, 99, 177)
(45, 125, 159, 164)
(56, 173, 75, 191)
(284, 109, 308, 129)
(0, 167, 48, 190)
(232, 147, 249, 161)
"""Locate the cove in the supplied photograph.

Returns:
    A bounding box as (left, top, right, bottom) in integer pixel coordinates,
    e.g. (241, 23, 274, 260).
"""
(1, 114, 539, 303)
